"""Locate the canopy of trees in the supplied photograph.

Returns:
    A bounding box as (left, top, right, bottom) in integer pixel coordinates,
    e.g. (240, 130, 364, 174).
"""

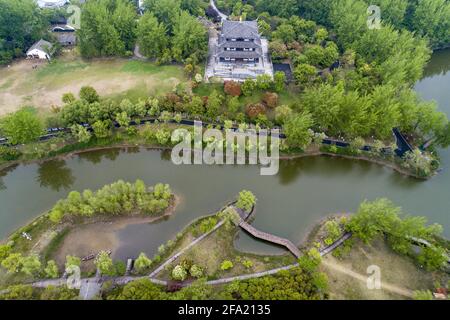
(48, 180, 172, 222)
(0, 0, 50, 64)
(347, 198, 448, 270)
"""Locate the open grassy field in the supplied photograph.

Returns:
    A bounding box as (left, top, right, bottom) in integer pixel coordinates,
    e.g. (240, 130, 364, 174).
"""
(0, 51, 187, 116)
(321, 237, 440, 300)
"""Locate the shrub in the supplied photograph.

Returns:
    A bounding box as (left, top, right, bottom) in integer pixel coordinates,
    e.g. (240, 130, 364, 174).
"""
(242, 260, 253, 269)
(0, 146, 22, 161)
(134, 253, 152, 274)
(220, 260, 234, 271)
(262, 92, 279, 108)
(79, 86, 99, 103)
(245, 103, 266, 119)
(189, 264, 203, 278)
(224, 81, 242, 96)
(172, 265, 188, 281)
(198, 217, 218, 234)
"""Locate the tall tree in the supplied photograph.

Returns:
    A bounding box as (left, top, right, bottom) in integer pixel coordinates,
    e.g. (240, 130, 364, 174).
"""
(137, 12, 168, 59)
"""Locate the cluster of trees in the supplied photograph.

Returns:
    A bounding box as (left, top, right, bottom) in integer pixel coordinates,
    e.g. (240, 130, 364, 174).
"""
(219, 0, 450, 50)
(79, 0, 207, 64)
(0, 0, 57, 64)
(108, 260, 327, 300)
(0, 284, 78, 300)
(0, 245, 59, 279)
(0, 107, 44, 145)
(171, 259, 204, 281)
(48, 180, 172, 222)
(347, 198, 448, 271)
(79, 0, 137, 57)
(138, 0, 208, 65)
(294, 81, 449, 142)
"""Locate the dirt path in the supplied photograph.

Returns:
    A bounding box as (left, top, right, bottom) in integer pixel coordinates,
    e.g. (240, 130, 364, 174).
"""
(322, 259, 413, 298)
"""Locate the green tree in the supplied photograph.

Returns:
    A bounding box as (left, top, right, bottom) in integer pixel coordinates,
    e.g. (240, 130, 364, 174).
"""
(134, 252, 152, 274)
(78, 0, 129, 57)
(70, 124, 92, 143)
(417, 246, 447, 271)
(1, 252, 23, 273)
(79, 86, 99, 104)
(95, 251, 114, 275)
(273, 71, 286, 92)
(293, 64, 316, 85)
(241, 79, 257, 96)
(0, 284, 33, 300)
(137, 12, 168, 59)
(284, 112, 314, 149)
(0, 108, 44, 145)
(21, 254, 41, 276)
(115, 111, 131, 129)
(172, 265, 188, 281)
(236, 190, 256, 212)
(92, 120, 111, 139)
(171, 11, 207, 62)
(275, 105, 293, 126)
(206, 90, 223, 119)
(65, 255, 80, 270)
(44, 260, 59, 279)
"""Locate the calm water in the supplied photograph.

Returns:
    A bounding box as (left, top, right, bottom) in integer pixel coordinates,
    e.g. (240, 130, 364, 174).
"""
(0, 50, 449, 259)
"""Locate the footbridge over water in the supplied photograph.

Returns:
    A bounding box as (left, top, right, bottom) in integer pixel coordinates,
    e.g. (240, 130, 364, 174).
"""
(233, 206, 301, 258)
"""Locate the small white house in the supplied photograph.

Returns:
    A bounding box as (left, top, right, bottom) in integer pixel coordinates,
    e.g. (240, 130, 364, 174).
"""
(26, 39, 53, 60)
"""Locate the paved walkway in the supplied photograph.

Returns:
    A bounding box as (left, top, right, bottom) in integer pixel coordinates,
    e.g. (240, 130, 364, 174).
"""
(149, 219, 225, 278)
(210, 0, 228, 21)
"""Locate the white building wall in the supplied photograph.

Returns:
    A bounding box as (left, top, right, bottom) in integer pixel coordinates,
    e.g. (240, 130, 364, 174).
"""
(27, 49, 50, 60)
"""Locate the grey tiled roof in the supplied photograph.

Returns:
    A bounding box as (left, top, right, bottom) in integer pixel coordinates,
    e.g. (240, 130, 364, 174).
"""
(27, 39, 53, 54)
(217, 51, 261, 59)
(221, 20, 259, 39)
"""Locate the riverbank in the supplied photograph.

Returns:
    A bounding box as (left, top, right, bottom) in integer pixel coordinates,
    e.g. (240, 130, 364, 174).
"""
(51, 194, 181, 272)
(0, 136, 430, 181)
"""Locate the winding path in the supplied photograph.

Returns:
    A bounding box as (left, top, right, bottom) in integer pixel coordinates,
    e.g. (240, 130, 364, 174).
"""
(210, 0, 228, 21)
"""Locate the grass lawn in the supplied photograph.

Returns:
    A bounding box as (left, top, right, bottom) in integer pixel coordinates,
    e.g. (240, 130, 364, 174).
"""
(157, 214, 296, 281)
(321, 237, 441, 300)
(0, 51, 187, 116)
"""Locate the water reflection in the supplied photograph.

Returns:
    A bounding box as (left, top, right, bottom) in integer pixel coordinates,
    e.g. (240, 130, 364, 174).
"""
(78, 148, 121, 164)
(0, 164, 19, 191)
(422, 49, 450, 78)
(36, 159, 75, 191)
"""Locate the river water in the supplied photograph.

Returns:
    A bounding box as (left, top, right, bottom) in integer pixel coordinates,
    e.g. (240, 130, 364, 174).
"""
(0, 49, 449, 259)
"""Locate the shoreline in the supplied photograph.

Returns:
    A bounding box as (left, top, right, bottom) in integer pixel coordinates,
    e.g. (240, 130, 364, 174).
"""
(0, 142, 428, 180)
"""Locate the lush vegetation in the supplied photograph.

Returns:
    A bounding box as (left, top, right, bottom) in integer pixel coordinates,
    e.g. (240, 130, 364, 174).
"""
(347, 198, 448, 271)
(0, 180, 173, 285)
(48, 179, 172, 223)
(0, 0, 62, 64)
(79, 0, 208, 69)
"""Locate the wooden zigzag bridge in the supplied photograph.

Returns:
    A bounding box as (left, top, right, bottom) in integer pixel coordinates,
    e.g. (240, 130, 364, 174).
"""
(233, 206, 301, 258)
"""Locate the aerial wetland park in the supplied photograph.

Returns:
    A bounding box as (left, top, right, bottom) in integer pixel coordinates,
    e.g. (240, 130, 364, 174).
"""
(0, 0, 449, 302)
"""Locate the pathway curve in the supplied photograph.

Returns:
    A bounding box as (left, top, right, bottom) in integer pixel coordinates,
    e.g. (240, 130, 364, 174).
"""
(321, 259, 414, 298)
(210, 0, 228, 21)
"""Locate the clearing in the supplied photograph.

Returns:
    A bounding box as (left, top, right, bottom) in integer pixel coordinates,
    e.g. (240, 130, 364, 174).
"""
(0, 51, 186, 116)
(321, 237, 438, 300)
